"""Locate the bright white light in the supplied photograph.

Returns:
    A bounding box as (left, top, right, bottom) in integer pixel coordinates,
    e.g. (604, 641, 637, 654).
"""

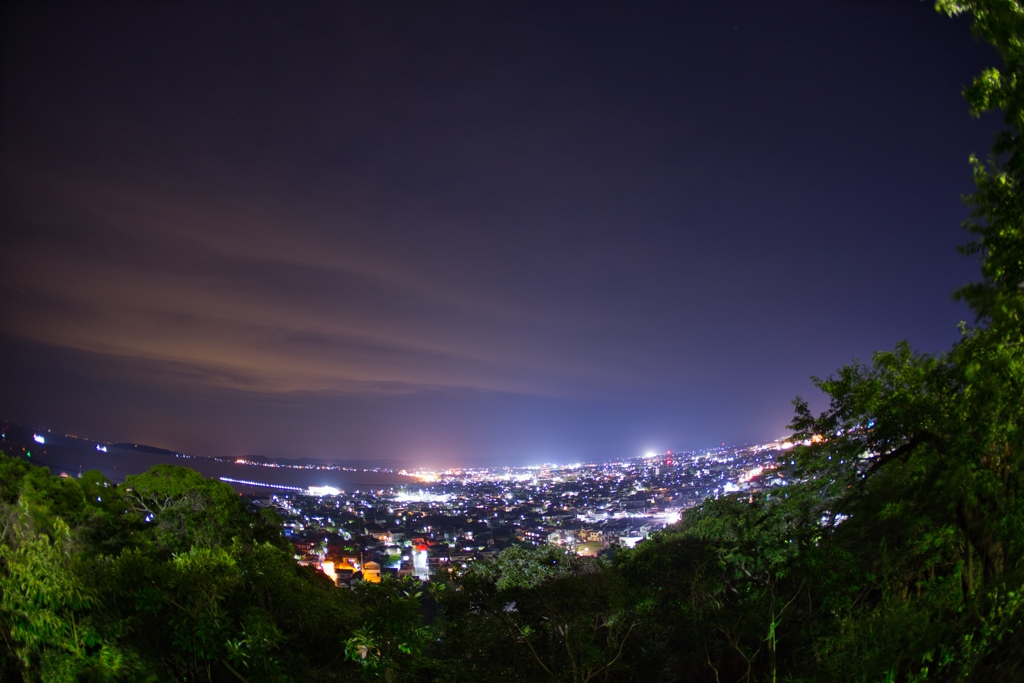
(644, 451, 657, 459)
(739, 466, 764, 482)
(308, 486, 341, 496)
(33, 434, 45, 444)
(95, 444, 107, 452)
(393, 490, 451, 503)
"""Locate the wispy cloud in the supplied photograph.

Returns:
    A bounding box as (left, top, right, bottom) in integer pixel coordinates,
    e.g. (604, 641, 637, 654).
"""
(1, 166, 645, 400)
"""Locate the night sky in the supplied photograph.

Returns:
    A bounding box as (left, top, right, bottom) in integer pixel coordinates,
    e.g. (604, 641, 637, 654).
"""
(0, 1, 1003, 467)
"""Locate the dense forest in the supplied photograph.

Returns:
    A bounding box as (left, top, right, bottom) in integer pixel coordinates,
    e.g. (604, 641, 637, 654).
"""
(3, 1, 1024, 680)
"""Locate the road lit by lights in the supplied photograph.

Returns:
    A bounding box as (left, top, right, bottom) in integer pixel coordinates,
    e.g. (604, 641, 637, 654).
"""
(219, 476, 304, 492)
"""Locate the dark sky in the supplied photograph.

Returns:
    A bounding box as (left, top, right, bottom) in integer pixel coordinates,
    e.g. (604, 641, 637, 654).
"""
(0, 1, 1003, 467)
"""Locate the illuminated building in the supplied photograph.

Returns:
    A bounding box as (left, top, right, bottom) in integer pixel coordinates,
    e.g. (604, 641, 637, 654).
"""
(362, 560, 381, 583)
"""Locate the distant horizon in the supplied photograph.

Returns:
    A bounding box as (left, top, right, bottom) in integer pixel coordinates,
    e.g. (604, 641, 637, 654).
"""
(3, 416, 780, 471)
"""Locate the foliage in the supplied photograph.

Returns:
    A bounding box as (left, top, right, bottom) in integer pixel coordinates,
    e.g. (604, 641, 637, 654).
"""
(345, 576, 429, 682)
(121, 465, 252, 555)
(617, 489, 819, 683)
(0, 457, 362, 682)
(0, 517, 124, 681)
(772, 4, 1024, 680)
(433, 545, 633, 683)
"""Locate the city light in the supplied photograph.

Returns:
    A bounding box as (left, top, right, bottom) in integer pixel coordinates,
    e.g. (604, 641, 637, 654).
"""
(394, 490, 451, 503)
(307, 485, 342, 496)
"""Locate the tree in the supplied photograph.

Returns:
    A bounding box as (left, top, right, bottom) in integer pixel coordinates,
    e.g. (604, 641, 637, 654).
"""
(0, 453, 363, 681)
(617, 489, 821, 683)
(779, 3, 1024, 678)
(346, 576, 429, 683)
(121, 465, 252, 554)
(433, 546, 635, 683)
(0, 517, 126, 682)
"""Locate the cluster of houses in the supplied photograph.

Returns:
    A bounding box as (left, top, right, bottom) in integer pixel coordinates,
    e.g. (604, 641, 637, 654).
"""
(257, 494, 669, 586)
(246, 450, 789, 586)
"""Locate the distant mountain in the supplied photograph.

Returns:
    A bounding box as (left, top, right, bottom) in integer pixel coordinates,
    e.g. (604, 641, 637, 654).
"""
(0, 419, 415, 490)
(112, 443, 187, 458)
(239, 455, 407, 469)
(2, 420, 400, 470)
